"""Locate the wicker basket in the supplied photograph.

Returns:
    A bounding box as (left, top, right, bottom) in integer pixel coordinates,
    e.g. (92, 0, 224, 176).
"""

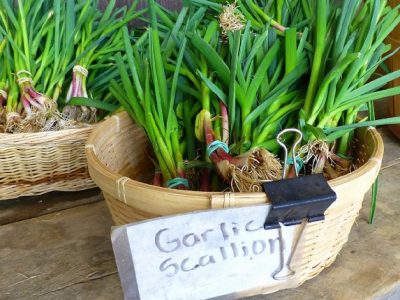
(0, 126, 97, 200)
(86, 111, 383, 294)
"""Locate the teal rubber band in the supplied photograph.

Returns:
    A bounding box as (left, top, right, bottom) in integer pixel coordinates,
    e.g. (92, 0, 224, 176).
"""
(287, 157, 304, 173)
(166, 177, 189, 189)
(207, 140, 229, 157)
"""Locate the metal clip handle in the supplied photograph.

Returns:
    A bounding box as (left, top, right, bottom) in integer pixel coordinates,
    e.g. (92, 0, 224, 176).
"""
(277, 128, 303, 179)
(271, 128, 304, 280)
(272, 222, 305, 280)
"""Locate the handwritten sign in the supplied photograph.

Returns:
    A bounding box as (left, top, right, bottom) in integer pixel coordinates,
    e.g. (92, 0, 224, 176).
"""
(111, 204, 303, 300)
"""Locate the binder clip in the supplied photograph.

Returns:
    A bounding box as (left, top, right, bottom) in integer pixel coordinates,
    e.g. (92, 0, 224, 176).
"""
(263, 129, 337, 280)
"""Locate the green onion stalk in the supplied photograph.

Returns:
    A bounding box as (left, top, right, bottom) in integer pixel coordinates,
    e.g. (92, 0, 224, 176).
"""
(297, 0, 400, 180)
(0, 34, 8, 130)
(2, 43, 20, 131)
(63, 0, 144, 122)
(0, 0, 56, 131)
(148, 4, 215, 190)
(187, 3, 309, 191)
(0, 33, 7, 108)
(111, 1, 188, 189)
(111, 0, 400, 193)
(0, 0, 146, 133)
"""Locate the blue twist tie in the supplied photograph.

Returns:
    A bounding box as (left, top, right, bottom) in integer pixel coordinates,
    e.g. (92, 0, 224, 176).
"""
(207, 140, 229, 157)
(287, 157, 304, 173)
(166, 177, 189, 189)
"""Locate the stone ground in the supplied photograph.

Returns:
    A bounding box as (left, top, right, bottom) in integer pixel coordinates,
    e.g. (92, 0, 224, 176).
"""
(0, 128, 399, 300)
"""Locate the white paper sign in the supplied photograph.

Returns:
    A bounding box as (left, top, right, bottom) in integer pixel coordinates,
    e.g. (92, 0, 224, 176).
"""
(111, 204, 302, 300)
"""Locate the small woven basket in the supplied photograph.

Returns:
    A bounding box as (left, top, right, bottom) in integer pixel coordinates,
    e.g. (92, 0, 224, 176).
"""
(0, 126, 96, 200)
(86, 111, 384, 295)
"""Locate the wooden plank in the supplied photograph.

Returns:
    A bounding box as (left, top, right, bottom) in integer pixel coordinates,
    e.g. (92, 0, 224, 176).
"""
(379, 127, 400, 168)
(0, 201, 123, 300)
(1, 160, 400, 300)
(37, 274, 122, 300)
(0, 188, 102, 225)
(0, 129, 399, 300)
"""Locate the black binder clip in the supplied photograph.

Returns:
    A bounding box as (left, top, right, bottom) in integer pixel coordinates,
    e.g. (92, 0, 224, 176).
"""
(263, 129, 337, 280)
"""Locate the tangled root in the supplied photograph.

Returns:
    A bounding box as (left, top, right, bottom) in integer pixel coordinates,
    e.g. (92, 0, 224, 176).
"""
(63, 105, 97, 123)
(3, 103, 82, 133)
(298, 140, 332, 174)
(41, 111, 80, 131)
(219, 1, 245, 35)
(218, 148, 282, 192)
(0, 108, 6, 132)
(5, 112, 22, 133)
(18, 112, 48, 132)
(299, 140, 331, 164)
(299, 140, 352, 179)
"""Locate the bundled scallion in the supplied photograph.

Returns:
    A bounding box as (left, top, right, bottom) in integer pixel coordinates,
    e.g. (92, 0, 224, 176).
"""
(63, 0, 144, 122)
(296, 0, 400, 180)
(111, 0, 400, 195)
(111, 0, 188, 188)
(0, 0, 58, 132)
(0, 0, 144, 133)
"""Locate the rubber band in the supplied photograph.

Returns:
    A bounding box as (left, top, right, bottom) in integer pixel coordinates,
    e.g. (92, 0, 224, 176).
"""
(73, 65, 89, 77)
(0, 89, 7, 99)
(17, 70, 32, 76)
(287, 157, 304, 173)
(17, 77, 33, 85)
(116, 176, 130, 203)
(112, 115, 121, 133)
(166, 177, 189, 189)
(207, 140, 229, 157)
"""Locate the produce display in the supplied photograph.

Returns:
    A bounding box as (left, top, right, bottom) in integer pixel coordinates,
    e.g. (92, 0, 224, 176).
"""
(1, 0, 399, 195)
(0, 0, 143, 133)
(111, 0, 400, 194)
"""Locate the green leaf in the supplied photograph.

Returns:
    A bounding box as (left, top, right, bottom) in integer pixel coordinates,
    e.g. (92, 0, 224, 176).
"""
(68, 97, 119, 112)
(285, 27, 297, 74)
(324, 117, 400, 134)
(246, 40, 280, 107)
(197, 71, 227, 103)
(303, 124, 327, 140)
(325, 128, 354, 143)
(190, 33, 230, 84)
(369, 178, 379, 224)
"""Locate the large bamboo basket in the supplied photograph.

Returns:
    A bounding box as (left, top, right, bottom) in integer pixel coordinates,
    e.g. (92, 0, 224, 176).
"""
(86, 111, 383, 294)
(0, 126, 96, 200)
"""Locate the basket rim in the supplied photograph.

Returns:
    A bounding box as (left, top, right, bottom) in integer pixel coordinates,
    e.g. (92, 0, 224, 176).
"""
(86, 111, 384, 197)
(0, 123, 97, 145)
(0, 124, 94, 137)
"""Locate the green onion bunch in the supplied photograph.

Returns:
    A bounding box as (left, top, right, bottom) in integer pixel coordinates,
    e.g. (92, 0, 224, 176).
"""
(62, 0, 145, 122)
(113, 0, 400, 193)
(113, 1, 309, 191)
(297, 0, 400, 179)
(0, 0, 143, 133)
(111, 0, 188, 188)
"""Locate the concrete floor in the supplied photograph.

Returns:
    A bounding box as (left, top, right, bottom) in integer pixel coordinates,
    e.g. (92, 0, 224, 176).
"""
(0, 128, 399, 300)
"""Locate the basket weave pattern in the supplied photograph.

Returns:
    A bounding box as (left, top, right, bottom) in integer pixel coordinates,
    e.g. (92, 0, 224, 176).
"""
(86, 112, 383, 295)
(0, 127, 96, 200)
